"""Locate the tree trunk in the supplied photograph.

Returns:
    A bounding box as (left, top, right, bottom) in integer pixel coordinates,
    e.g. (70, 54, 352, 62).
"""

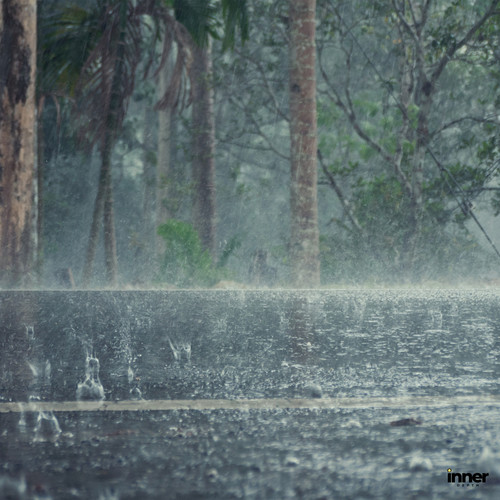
(403, 87, 432, 277)
(288, 0, 320, 287)
(141, 106, 156, 281)
(0, 0, 37, 287)
(156, 64, 173, 258)
(82, 0, 127, 287)
(191, 40, 216, 258)
(103, 161, 117, 286)
(35, 107, 44, 283)
(82, 135, 112, 287)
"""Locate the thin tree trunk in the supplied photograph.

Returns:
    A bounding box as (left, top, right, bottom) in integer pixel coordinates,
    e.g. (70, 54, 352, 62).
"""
(156, 63, 173, 260)
(82, 1, 127, 287)
(82, 135, 112, 286)
(288, 0, 320, 287)
(0, 0, 37, 287)
(141, 106, 156, 281)
(35, 105, 44, 284)
(191, 40, 216, 258)
(103, 166, 117, 286)
(403, 88, 432, 277)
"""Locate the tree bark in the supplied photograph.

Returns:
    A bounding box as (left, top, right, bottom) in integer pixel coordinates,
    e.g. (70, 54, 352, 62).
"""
(0, 0, 36, 287)
(141, 105, 156, 281)
(103, 160, 117, 286)
(288, 0, 320, 287)
(156, 64, 173, 258)
(191, 39, 216, 258)
(35, 106, 44, 283)
(82, 135, 112, 287)
(82, 0, 128, 287)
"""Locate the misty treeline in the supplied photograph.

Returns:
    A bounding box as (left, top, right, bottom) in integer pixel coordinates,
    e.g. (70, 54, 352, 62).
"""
(1, 0, 500, 288)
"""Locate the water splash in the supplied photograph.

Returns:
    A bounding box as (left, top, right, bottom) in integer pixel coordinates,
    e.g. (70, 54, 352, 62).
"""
(25, 324, 35, 343)
(34, 410, 62, 443)
(127, 364, 142, 400)
(167, 337, 191, 363)
(18, 410, 27, 433)
(127, 365, 135, 384)
(0, 475, 28, 499)
(98, 487, 120, 500)
(77, 352, 105, 401)
(18, 327, 62, 443)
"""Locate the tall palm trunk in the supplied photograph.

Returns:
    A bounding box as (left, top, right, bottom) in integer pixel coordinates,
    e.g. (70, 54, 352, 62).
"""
(103, 153, 117, 285)
(288, 0, 320, 287)
(0, 0, 37, 287)
(191, 40, 216, 258)
(82, 0, 127, 287)
(82, 132, 113, 286)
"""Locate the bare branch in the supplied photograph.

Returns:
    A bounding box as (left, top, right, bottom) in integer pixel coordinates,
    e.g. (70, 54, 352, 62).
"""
(228, 96, 290, 160)
(408, 0, 419, 30)
(392, 0, 418, 44)
(221, 138, 290, 161)
(432, 115, 500, 137)
(219, 144, 288, 174)
(317, 150, 363, 233)
(234, 48, 289, 122)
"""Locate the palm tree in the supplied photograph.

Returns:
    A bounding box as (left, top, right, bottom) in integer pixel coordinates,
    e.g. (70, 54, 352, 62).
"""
(42, 0, 192, 286)
(41, 0, 247, 286)
(173, 0, 248, 258)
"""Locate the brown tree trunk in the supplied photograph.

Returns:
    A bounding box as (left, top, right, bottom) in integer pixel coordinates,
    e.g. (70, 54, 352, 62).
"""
(82, 1, 127, 287)
(141, 106, 156, 281)
(156, 64, 173, 259)
(35, 108, 44, 283)
(288, 0, 320, 287)
(191, 40, 216, 258)
(0, 0, 37, 287)
(82, 136, 112, 287)
(103, 163, 117, 286)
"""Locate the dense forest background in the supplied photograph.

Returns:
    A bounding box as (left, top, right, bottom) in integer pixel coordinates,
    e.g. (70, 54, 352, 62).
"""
(3, 0, 500, 288)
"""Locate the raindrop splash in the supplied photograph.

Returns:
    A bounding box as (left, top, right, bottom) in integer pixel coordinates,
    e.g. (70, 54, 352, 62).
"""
(167, 337, 191, 363)
(34, 410, 62, 443)
(77, 352, 105, 401)
(0, 475, 28, 499)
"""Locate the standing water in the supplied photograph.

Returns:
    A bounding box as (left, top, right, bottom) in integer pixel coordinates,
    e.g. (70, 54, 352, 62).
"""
(0, 289, 499, 499)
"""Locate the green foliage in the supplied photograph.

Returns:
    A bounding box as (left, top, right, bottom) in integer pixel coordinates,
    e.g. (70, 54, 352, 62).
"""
(157, 220, 238, 286)
(220, 0, 249, 50)
(320, 170, 494, 284)
(217, 235, 242, 268)
(38, 3, 101, 96)
(173, 0, 219, 46)
(157, 220, 214, 286)
(173, 0, 248, 50)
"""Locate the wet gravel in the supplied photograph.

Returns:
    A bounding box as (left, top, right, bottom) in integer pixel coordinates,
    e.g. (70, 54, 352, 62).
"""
(2, 405, 500, 499)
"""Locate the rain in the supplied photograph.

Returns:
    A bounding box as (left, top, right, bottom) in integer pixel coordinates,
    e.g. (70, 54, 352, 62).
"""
(1, 0, 500, 498)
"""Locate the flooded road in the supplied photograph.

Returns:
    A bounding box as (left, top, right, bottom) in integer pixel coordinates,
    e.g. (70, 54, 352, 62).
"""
(1, 290, 499, 498)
